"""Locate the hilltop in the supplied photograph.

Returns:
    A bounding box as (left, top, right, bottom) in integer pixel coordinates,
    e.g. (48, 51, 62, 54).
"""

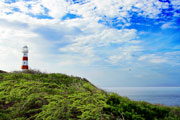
(0, 71, 180, 120)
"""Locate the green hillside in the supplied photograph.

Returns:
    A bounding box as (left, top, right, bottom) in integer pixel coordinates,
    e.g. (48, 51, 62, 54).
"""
(0, 71, 180, 120)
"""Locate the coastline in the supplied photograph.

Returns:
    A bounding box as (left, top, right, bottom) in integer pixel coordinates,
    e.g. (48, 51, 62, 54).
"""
(102, 87, 180, 106)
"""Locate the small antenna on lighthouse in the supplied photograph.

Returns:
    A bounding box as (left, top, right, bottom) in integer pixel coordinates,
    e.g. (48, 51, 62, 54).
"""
(21, 45, 29, 71)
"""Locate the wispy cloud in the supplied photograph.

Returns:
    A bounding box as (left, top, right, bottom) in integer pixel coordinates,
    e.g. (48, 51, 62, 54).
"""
(161, 22, 178, 29)
(138, 54, 167, 64)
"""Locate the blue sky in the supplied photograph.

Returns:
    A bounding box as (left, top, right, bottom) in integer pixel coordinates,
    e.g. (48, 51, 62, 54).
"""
(0, 0, 180, 87)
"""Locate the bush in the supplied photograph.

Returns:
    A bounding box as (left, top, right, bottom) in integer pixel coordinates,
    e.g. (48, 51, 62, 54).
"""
(103, 93, 177, 120)
(12, 69, 43, 74)
(0, 73, 180, 120)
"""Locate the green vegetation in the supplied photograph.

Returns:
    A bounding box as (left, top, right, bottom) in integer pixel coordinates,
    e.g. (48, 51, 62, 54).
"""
(0, 71, 180, 120)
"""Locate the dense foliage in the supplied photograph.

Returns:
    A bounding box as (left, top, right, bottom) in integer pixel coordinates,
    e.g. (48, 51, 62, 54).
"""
(0, 72, 180, 120)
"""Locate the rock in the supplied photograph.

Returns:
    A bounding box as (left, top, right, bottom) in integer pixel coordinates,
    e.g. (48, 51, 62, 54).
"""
(0, 70, 7, 73)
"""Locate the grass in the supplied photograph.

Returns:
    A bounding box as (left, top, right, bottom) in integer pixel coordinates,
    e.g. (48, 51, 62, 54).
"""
(0, 70, 180, 120)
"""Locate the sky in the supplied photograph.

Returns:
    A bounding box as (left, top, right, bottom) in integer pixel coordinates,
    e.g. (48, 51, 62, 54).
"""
(0, 0, 180, 87)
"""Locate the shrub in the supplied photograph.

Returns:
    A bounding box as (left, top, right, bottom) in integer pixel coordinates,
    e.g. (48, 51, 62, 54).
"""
(0, 73, 180, 120)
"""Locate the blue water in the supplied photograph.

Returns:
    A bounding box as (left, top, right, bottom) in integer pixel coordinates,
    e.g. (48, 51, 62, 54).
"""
(102, 87, 180, 106)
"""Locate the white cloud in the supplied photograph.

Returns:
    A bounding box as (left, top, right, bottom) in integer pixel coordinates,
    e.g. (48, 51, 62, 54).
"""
(28, 2, 45, 15)
(0, 0, 177, 28)
(139, 54, 167, 64)
(69, 27, 137, 46)
(41, 0, 68, 18)
(0, 1, 11, 13)
(149, 59, 167, 64)
(57, 54, 100, 67)
(60, 44, 95, 57)
(107, 45, 142, 64)
(161, 22, 178, 29)
(138, 51, 180, 66)
(58, 21, 139, 66)
(171, 0, 180, 16)
(65, 0, 171, 27)
(107, 53, 132, 65)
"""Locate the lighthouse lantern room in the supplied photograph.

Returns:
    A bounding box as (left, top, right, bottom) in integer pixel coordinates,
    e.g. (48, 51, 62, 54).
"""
(22, 45, 29, 71)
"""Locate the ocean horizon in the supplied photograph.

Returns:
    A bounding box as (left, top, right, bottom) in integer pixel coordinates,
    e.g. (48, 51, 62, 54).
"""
(102, 87, 180, 106)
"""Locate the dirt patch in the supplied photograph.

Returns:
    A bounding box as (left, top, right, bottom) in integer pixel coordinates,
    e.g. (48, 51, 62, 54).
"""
(1, 101, 15, 109)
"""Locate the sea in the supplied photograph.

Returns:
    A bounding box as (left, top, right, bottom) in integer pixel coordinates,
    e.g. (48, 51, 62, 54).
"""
(102, 87, 180, 106)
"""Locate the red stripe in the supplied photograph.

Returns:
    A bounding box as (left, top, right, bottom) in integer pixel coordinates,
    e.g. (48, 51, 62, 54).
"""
(21, 66, 28, 69)
(22, 57, 28, 60)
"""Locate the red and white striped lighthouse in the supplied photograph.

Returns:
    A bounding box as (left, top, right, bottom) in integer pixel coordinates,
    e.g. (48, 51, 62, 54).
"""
(21, 45, 29, 71)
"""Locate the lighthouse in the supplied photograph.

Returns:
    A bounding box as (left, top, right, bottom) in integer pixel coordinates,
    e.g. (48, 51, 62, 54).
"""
(21, 45, 29, 71)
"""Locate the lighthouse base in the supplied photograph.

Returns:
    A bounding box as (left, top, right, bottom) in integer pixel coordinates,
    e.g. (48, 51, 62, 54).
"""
(21, 66, 28, 71)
